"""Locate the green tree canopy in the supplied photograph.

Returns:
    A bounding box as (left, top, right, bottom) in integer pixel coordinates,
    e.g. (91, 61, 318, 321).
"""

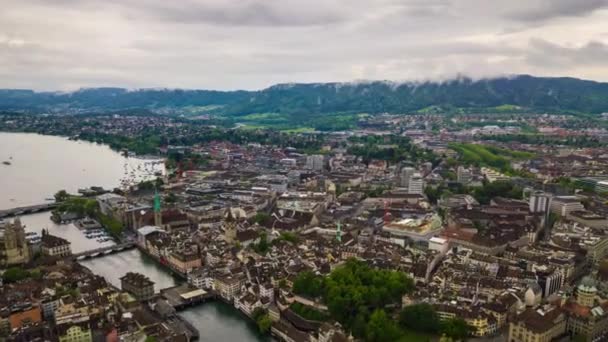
(399, 304, 441, 334)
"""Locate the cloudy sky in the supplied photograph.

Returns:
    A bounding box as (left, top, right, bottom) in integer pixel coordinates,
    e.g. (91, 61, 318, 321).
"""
(1, 0, 608, 90)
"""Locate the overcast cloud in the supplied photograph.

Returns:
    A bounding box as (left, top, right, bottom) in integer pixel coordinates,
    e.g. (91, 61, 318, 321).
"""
(1, 0, 608, 90)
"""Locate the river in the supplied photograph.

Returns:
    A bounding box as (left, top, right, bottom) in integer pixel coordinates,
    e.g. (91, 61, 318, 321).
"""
(79, 250, 268, 341)
(0, 132, 266, 341)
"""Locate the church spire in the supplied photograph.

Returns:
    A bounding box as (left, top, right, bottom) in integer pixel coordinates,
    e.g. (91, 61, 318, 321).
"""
(336, 221, 342, 243)
(154, 188, 162, 227)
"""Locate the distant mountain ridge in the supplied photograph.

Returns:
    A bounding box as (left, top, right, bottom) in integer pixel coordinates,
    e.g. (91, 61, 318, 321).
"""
(1, 75, 608, 115)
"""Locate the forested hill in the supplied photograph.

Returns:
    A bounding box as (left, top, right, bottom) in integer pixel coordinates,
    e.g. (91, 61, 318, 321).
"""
(2, 75, 608, 115)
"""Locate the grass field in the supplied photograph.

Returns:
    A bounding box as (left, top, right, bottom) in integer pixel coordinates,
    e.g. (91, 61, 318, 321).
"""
(449, 143, 533, 174)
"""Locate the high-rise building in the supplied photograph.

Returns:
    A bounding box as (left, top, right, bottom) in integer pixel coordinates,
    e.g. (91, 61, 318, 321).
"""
(306, 155, 324, 171)
(400, 167, 415, 188)
(536, 268, 564, 297)
(529, 191, 552, 213)
(456, 166, 472, 185)
(408, 173, 424, 195)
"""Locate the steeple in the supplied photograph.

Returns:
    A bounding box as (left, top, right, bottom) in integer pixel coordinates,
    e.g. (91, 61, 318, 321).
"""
(336, 221, 342, 243)
(154, 188, 162, 227)
(224, 207, 237, 243)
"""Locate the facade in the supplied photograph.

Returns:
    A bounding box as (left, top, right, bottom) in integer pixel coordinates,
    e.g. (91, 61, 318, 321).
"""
(536, 268, 564, 298)
(306, 155, 324, 171)
(577, 280, 598, 308)
(41, 296, 60, 322)
(567, 312, 608, 342)
(508, 307, 566, 342)
(41, 232, 72, 257)
(120, 272, 155, 301)
(188, 268, 214, 289)
(551, 196, 585, 217)
(0, 218, 31, 266)
(400, 167, 415, 188)
(214, 274, 246, 301)
(57, 322, 92, 342)
(481, 167, 509, 183)
(407, 173, 424, 195)
(457, 166, 472, 185)
(168, 249, 202, 274)
(529, 191, 552, 213)
(435, 305, 497, 337)
(136, 226, 163, 248)
(562, 278, 607, 342)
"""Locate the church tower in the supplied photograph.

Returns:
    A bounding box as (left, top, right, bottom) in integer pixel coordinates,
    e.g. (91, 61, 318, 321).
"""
(154, 190, 162, 228)
(336, 221, 342, 243)
(223, 208, 237, 243)
(0, 218, 31, 266)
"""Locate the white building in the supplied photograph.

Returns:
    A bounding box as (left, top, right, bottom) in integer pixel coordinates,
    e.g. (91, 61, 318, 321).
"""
(429, 237, 449, 254)
(41, 233, 72, 257)
(260, 283, 274, 301)
(136, 225, 163, 247)
(215, 274, 246, 301)
(188, 268, 214, 289)
(306, 155, 324, 171)
(551, 196, 585, 217)
(529, 191, 552, 213)
(481, 167, 509, 183)
(400, 167, 415, 188)
(456, 166, 472, 185)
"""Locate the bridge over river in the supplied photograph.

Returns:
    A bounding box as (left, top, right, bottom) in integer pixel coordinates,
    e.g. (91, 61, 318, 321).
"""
(0, 203, 59, 219)
(70, 242, 136, 261)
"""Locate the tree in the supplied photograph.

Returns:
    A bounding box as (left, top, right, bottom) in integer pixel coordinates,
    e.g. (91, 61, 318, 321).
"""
(323, 259, 414, 335)
(365, 310, 401, 342)
(2, 267, 31, 283)
(441, 318, 472, 340)
(54, 190, 70, 202)
(252, 308, 272, 334)
(252, 307, 266, 320)
(399, 304, 440, 333)
(274, 232, 298, 245)
(293, 271, 324, 298)
(257, 315, 272, 334)
(252, 232, 270, 255)
(253, 212, 270, 225)
(472, 180, 522, 204)
(165, 192, 178, 203)
(98, 214, 123, 237)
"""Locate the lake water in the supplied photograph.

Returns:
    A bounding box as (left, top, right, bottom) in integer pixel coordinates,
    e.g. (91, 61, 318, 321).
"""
(0, 132, 163, 209)
(0, 132, 265, 341)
